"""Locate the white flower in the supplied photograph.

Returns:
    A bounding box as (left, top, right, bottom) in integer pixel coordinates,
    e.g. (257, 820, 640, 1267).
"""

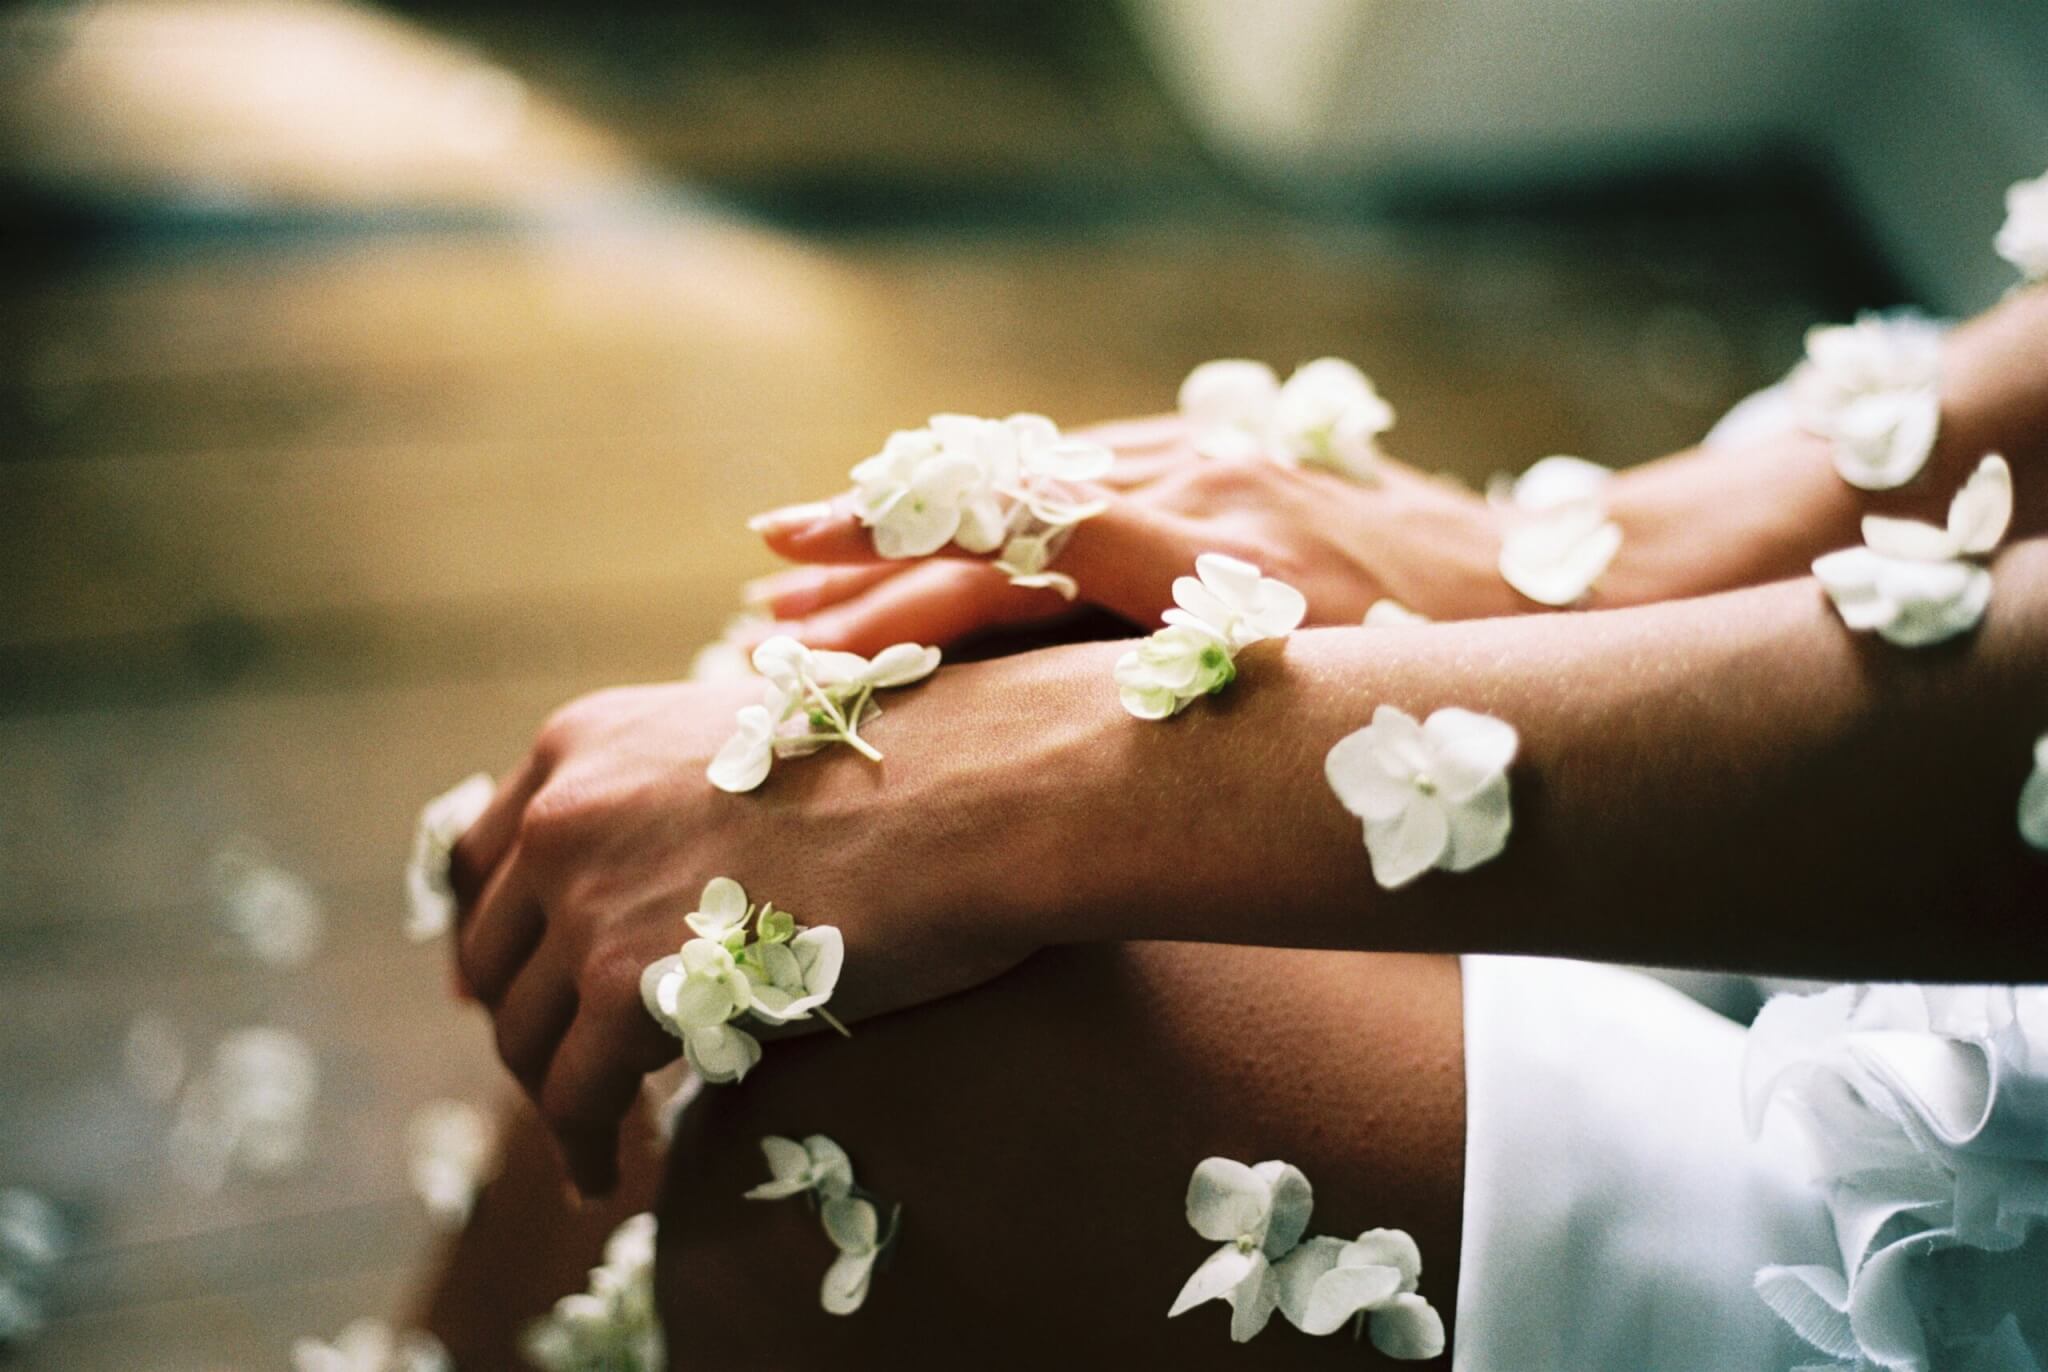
(850, 427, 991, 558)
(291, 1319, 449, 1372)
(1325, 704, 1519, 889)
(1996, 169, 2048, 282)
(1168, 1157, 1314, 1343)
(709, 637, 941, 793)
(406, 1099, 496, 1229)
(743, 926, 844, 1025)
(1272, 358, 1394, 480)
(1179, 359, 1280, 461)
(211, 840, 324, 967)
(1363, 599, 1429, 627)
(1115, 554, 1305, 721)
(820, 1195, 898, 1316)
(1492, 455, 1621, 607)
(1813, 454, 2011, 647)
(523, 1214, 663, 1372)
(681, 875, 750, 941)
(1114, 620, 1235, 720)
(1793, 312, 1945, 490)
(1171, 552, 1309, 651)
(993, 530, 1079, 600)
(404, 773, 494, 941)
(746, 1134, 854, 1201)
(2020, 733, 2048, 853)
(170, 1027, 319, 1190)
(1272, 1228, 1445, 1358)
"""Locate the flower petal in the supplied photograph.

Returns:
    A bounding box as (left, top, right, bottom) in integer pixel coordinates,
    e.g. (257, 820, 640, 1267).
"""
(1364, 796, 1451, 890)
(864, 643, 943, 689)
(1506, 455, 1612, 512)
(820, 1250, 875, 1315)
(1168, 1244, 1257, 1318)
(1271, 1236, 1346, 1330)
(806, 1135, 855, 1200)
(1946, 453, 2013, 556)
(682, 1023, 760, 1084)
(707, 707, 775, 793)
(2020, 740, 2048, 853)
(821, 1195, 878, 1254)
(1250, 1161, 1313, 1256)
(1424, 708, 1519, 804)
(1324, 727, 1414, 823)
(638, 955, 684, 1032)
(1442, 773, 1513, 873)
(1876, 562, 1991, 647)
(1225, 1256, 1278, 1342)
(1363, 599, 1429, 627)
(1860, 515, 1958, 562)
(1368, 1293, 1447, 1361)
(1298, 1263, 1405, 1336)
(1179, 359, 1279, 441)
(1341, 1228, 1424, 1291)
(1186, 1157, 1270, 1242)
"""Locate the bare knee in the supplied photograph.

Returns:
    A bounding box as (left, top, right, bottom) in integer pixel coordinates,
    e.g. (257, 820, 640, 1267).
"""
(654, 944, 1464, 1368)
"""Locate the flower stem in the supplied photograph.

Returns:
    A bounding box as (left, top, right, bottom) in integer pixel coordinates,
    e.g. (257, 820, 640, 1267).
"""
(817, 1007, 853, 1039)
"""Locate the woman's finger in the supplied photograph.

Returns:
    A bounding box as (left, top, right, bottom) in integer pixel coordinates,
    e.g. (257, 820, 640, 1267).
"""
(741, 562, 907, 619)
(793, 561, 1065, 655)
(492, 943, 580, 1094)
(457, 850, 547, 1008)
(542, 997, 681, 1197)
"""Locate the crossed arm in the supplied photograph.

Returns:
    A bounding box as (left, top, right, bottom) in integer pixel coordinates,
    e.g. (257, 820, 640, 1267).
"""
(450, 288, 2048, 1193)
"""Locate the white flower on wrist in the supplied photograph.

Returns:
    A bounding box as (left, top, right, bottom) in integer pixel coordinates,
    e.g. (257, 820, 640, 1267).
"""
(1272, 1228, 1445, 1358)
(1168, 1157, 1315, 1342)
(291, 1319, 449, 1372)
(1812, 453, 2011, 648)
(2019, 733, 2048, 853)
(404, 773, 493, 941)
(821, 1195, 899, 1316)
(1115, 555, 1305, 720)
(1793, 311, 1945, 490)
(1363, 599, 1429, 627)
(849, 412, 1111, 592)
(1996, 169, 2048, 283)
(746, 1134, 854, 1201)
(1178, 357, 1394, 480)
(1490, 455, 1622, 607)
(1325, 705, 1518, 890)
(709, 636, 941, 793)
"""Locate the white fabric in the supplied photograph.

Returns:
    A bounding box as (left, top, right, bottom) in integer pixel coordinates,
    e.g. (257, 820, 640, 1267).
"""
(1455, 956, 1838, 1370)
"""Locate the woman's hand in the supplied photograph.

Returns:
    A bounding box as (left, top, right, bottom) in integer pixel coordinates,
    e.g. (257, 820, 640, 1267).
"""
(445, 658, 1108, 1195)
(742, 417, 1523, 656)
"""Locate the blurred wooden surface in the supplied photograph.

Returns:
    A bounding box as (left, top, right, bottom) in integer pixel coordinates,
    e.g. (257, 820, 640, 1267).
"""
(0, 5, 1853, 1369)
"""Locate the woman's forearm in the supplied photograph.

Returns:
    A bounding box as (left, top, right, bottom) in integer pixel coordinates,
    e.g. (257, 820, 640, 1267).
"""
(984, 541, 2048, 981)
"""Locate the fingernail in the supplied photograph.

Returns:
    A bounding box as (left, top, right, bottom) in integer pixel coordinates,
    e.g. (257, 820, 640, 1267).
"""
(746, 501, 834, 536)
(740, 572, 794, 610)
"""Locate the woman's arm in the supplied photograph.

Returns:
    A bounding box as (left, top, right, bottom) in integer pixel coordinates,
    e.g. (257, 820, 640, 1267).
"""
(965, 543, 2048, 981)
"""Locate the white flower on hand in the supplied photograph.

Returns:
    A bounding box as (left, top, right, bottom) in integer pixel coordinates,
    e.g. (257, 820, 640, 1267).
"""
(820, 1195, 898, 1316)
(746, 1134, 854, 1202)
(1272, 358, 1394, 480)
(743, 925, 844, 1025)
(1812, 454, 2011, 648)
(2020, 733, 2048, 853)
(1168, 1157, 1315, 1343)
(1326, 705, 1518, 890)
(291, 1319, 449, 1372)
(1793, 312, 1945, 490)
(1363, 598, 1429, 627)
(1272, 1228, 1446, 1358)
(1491, 455, 1622, 607)
(1180, 359, 1279, 460)
(1996, 169, 2048, 283)
(406, 1099, 496, 1230)
(404, 773, 493, 941)
(709, 636, 942, 793)
(522, 1214, 663, 1372)
(1115, 555, 1305, 720)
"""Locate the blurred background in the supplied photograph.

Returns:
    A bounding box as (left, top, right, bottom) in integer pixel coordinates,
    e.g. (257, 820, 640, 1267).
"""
(0, 0, 2042, 1366)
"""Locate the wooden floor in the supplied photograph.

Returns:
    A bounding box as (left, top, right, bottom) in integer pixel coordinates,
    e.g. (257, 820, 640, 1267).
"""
(0, 6, 1860, 1369)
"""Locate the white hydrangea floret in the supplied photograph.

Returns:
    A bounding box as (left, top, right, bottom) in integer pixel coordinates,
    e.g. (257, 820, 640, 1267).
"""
(1325, 704, 1519, 890)
(1812, 453, 2011, 648)
(2020, 733, 2048, 853)
(406, 1099, 497, 1229)
(820, 1194, 899, 1316)
(708, 637, 941, 793)
(291, 1318, 449, 1372)
(849, 412, 1111, 594)
(1115, 554, 1306, 720)
(746, 1134, 854, 1202)
(1363, 599, 1430, 627)
(522, 1213, 662, 1372)
(1168, 1157, 1314, 1343)
(1491, 455, 1622, 607)
(1793, 312, 1945, 491)
(1177, 357, 1394, 480)
(1996, 169, 2048, 283)
(404, 773, 494, 941)
(639, 878, 847, 1086)
(1272, 1228, 1446, 1359)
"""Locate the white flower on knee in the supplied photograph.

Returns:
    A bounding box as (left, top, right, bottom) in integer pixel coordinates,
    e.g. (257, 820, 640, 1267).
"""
(745, 1134, 854, 1202)
(1813, 454, 2010, 648)
(1272, 1228, 1446, 1359)
(1325, 705, 1519, 890)
(404, 773, 494, 940)
(1168, 1157, 1315, 1342)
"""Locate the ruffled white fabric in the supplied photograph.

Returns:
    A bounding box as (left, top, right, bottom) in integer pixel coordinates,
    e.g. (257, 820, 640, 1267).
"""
(1456, 956, 1837, 1371)
(1744, 984, 2048, 1371)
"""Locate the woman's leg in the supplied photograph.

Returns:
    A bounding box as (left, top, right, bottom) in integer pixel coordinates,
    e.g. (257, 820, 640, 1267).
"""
(656, 944, 1465, 1368)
